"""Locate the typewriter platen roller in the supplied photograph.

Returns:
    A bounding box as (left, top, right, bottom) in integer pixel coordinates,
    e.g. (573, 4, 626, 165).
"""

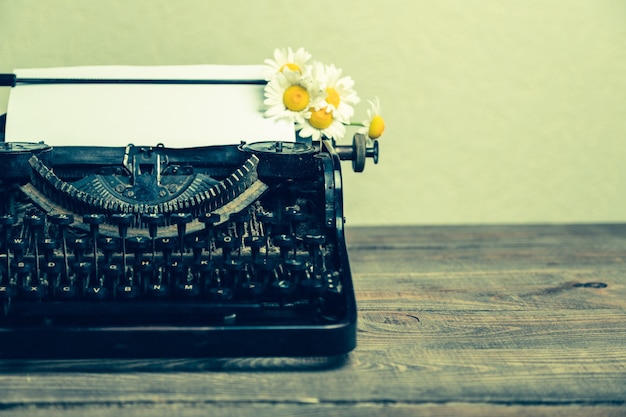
(0, 122, 379, 357)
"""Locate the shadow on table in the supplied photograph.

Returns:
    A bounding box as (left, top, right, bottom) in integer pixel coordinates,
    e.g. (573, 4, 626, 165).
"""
(0, 354, 350, 373)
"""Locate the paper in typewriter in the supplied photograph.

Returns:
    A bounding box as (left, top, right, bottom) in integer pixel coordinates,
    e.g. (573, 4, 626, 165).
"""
(5, 65, 295, 147)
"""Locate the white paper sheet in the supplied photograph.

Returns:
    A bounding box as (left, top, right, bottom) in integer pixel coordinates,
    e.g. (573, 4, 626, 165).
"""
(5, 65, 295, 147)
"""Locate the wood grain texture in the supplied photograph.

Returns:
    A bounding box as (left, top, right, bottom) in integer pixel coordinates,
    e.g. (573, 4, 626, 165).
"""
(0, 224, 625, 416)
(1, 404, 625, 417)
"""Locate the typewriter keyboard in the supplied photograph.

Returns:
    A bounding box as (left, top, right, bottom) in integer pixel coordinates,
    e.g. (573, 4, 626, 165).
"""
(0, 205, 346, 325)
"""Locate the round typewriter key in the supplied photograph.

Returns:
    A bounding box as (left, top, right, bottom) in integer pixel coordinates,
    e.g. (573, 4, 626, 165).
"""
(127, 236, 151, 265)
(192, 258, 213, 273)
(217, 235, 238, 262)
(170, 212, 192, 256)
(0, 283, 17, 299)
(199, 212, 220, 255)
(300, 278, 327, 296)
(187, 235, 206, 261)
(304, 233, 327, 274)
(244, 235, 265, 248)
(276, 259, 304, 296)
(83, 215, 106, 274)
(41, 238, 58, 254)
(49, 213, 74, 226)
(244, 235, 265, 262)
(147, 268, 170, 298)
(23, 213, 44, 227)
(187, 235, 206, 249)
(138, 259, 154, 273)
(70, 238, 88, 263)
(127, 236, 150, 251)
(238, 279, 265, 297)
(273, 234, 294, 247)
(170, 212, 192, 225)
(42, 260, 61, 274)
(304, 233, 325, 245)
(9, 238, 28, 260)
(72, 261, 92, 278)
(156, 237, 178, 252)
(142, 213, 164, 225)
(230, 211, 250, 223)
(57, 284, 79, 299)
(117, 283, 140, 299)
(141, 213, 164, 238)
(273, 279, 296, 296)
(177, 281, 201, 298)
(147, 284, 170, 298)
(209, 286, 233, 302)
(83, 213, 106, 225)
(273, 234, 295, 260)
(13, 260, 32, 276)
(110, 213, 134, 237)
(98, 236, 120, 252)
(199, 212, 220, 225)
(103, 262, 121, 278)
(285, 206, 305, 224)
(70, 237, 88, 251)
(224, 259, 243, 271)
(86, 285, 109, 300)
(0, 214, 16, 226)
(20, 283, 46, 300)
(257, 211, 276, 223)
(284, 258, 305, 271)
(166, 260, 186, 275)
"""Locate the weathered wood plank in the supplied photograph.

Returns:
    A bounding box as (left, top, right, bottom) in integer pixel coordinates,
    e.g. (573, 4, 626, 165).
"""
(1, 403, 625, 417)
(0, 225, 624, 414)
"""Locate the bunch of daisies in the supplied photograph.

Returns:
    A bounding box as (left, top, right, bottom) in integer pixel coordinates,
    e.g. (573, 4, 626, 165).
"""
(263, 47, 385, 142)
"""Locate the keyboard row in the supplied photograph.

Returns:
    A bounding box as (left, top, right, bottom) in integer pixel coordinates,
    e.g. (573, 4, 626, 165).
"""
(0, 252, 340, 302)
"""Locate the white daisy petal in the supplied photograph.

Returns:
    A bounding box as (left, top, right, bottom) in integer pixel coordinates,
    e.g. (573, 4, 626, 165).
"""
(262, 64, 324, 124)
(263, 47, 313, 81)
(309, 62, 359, 125)
(359, 97, 385, 139)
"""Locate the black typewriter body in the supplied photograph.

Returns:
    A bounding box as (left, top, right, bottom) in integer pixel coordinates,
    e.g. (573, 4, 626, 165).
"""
(0, 115, 377, 358)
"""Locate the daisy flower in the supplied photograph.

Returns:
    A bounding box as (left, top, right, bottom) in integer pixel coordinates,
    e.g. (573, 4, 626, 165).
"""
(261, 47, 386, 143)
(263, 47, 312, 80)
(263, 67, 324, 124)
(311, 62, 360, 123)
(296, 106, 346, 141)
(358, 97, 385, 139)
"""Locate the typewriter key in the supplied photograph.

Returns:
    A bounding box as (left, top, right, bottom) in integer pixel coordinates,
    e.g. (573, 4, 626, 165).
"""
(83, 214, 106, 283)
(49, 214, 74, 281)
(156, 237, 177, 264)
(111, 213, 134, 277)
(273, 234, 295, 260)
(170, 212, 192, 258)
(244, 235, 265, 263)
(199, 212, 220, 255)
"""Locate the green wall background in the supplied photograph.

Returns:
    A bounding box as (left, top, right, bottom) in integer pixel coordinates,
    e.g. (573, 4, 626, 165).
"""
(1, 0, 625, 226)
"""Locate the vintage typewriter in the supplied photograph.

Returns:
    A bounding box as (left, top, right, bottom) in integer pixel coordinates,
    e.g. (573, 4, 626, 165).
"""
(0, 70, 379, 358)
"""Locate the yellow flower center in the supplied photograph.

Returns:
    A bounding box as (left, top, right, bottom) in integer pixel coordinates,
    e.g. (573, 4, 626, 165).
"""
(325, 87, 340, 108)
(309, 107, 333, 129)
(283, 85, 310, 112)
(368, 115, 385, 139)
(279, 63, 301, 73)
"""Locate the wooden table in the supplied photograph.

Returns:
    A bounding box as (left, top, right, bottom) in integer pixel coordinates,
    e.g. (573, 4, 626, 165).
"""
(0, 224, 625, 416)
